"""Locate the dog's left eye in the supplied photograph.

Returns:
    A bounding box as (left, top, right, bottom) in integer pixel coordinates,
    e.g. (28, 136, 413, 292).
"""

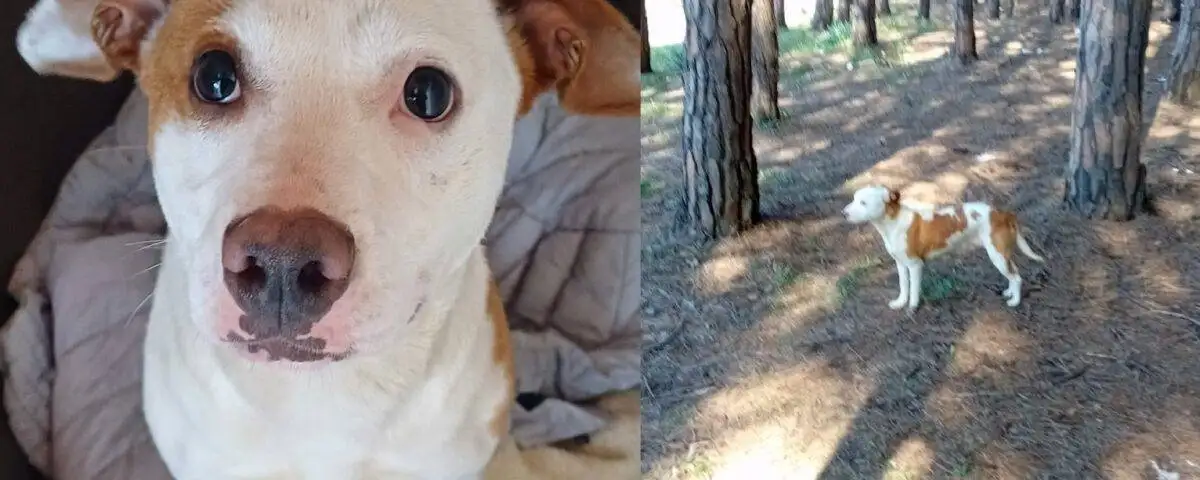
(191, 50, 242, 104)
(403, 66, 455, 122)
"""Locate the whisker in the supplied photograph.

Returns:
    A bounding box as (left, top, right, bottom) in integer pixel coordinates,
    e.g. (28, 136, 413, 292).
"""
(125, 292, 154, 327)
(132, 262, 162, 278)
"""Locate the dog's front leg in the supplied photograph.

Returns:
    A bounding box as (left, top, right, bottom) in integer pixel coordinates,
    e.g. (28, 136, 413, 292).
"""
(906, 262, 923, 311)
(888, 259, 909, 310)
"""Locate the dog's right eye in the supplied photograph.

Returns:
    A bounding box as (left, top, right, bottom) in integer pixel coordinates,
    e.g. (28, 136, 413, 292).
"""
(191, 50, 242, 105)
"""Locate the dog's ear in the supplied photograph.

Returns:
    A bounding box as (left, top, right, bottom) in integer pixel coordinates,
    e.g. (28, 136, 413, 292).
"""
(91, 0, 168, 75)
(15, 0, 165, 81)
(501, 0, 640, 117)
(887, 188, 901, 204)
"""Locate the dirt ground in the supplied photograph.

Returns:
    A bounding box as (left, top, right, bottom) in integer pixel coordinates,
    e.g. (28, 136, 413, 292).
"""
(640, 4, 1200, 480)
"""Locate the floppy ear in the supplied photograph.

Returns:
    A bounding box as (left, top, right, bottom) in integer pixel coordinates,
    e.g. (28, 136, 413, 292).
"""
(15, 0, 165, 81)
(500, 0, 640, 117)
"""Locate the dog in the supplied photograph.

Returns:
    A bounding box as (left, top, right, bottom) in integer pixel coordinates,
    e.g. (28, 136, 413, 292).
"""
(842, 186, 1044, 310)
(21, 0, 640, 477)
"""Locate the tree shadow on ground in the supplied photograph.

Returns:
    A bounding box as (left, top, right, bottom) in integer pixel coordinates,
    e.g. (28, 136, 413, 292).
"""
(642, 4, 1200, 479)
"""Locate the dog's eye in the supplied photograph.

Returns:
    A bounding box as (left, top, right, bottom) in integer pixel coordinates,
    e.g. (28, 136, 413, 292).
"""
(403, 66, 455, 122)
(191, 50, 241, 104)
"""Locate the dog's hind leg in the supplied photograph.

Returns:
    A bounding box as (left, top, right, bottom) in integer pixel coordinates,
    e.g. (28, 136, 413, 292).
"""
(906, 262, 923, 310)
(984, 242, 1022, 307)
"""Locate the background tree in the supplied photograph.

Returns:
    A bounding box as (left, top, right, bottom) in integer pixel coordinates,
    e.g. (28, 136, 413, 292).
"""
(682, 0, 761, 237)
(838, 0, 853, 22)
(853, 0, 879, 47)
(953, 0, 978, 63)
(880, 0, 893, 16)
(988, 0, 1002, 18)
(918, 0, 932, 19)
(813, 0, 835, 30)
(776, 0, 789, 29)
(752, 0, 781, 120)
(1007, 0, 1017, 18)
(641, 3, 652, 73)
(1068, 0, 1082, 20)
(1167, 0, 1200, 103)
(1064, 0, 1151, 219)
(1050, 0, 1067, 23)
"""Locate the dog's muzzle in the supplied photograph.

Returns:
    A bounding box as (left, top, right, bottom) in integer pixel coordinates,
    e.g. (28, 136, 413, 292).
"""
(220, 207, 355, 360)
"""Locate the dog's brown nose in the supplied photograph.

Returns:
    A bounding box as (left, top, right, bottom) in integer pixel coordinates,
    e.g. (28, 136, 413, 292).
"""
(222, 208, 355, 336)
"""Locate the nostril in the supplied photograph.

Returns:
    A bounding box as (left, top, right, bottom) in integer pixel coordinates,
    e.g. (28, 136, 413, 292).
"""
(297, 261, 329, 295)
(235, 256, 267, 290)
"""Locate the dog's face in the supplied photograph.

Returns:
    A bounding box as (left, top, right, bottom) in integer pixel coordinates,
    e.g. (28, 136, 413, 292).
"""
(843, 186, 898, 224)
(38, 0, 639, 363)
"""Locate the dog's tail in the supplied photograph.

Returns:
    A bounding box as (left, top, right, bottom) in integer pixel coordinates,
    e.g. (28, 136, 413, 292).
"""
(1015, 227, 1045, 263)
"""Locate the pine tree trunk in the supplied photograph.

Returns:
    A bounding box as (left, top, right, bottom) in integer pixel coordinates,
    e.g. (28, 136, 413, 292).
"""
(853, 0, 879, 46)
(918, 0, 932, 19)
(1007, 0, 1017, 17)
(682, 0, 761, 237)
(1068, 0, 1081, 21)
(838, 0, 853, 22)
(776, 0, 789, 28)
(813, 0, 835, 29)
(641, 3, 652, 73)
(1167, 0, 1200, 104)
(988, 0, 1002, 18)
(1064, 0, 1151, 220)
(953, 0, 978, 62)
(751, 0, 780, 121)
(880, 0, 893, 15)
(1050, 0, 1066, 23)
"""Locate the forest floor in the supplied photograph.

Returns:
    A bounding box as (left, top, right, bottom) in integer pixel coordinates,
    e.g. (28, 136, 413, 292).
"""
(640, 2, 1200, 479)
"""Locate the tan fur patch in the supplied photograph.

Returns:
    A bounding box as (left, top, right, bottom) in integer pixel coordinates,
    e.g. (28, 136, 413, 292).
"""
(497, 0, 639, 117)
(989, 210, 1020, 274)
(905, 206, 968, 259)
(487, 280, 515, 439)
(884, 189, 902, 219)
(134, 0, 237, 141)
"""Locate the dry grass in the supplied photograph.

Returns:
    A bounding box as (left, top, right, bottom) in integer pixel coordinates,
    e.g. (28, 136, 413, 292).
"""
(641, 3, 1200, 479)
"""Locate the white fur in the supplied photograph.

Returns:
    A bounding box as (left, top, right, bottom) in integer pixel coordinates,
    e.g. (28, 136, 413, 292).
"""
(119, 0, 520, 478)
(843, 185, 1045, 311)
(16, 0, 123, 80)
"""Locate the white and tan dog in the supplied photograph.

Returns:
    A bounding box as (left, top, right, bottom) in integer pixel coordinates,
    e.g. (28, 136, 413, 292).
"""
(18, 0, 640, 478)
(842, 186, 1045, 310)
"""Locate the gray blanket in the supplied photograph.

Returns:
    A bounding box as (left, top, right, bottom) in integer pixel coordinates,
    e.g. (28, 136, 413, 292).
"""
(0, 89, 640, 479)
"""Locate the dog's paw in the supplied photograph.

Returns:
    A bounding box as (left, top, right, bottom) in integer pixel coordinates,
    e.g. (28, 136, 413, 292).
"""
(888, 298, 908, 310)
(1006, 296, 1021, 307)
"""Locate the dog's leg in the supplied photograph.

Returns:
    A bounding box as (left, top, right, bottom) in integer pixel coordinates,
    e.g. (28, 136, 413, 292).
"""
(984, 243, 1022, 307)
(889, 259, 909, 310)
(906, 262, 923, 311)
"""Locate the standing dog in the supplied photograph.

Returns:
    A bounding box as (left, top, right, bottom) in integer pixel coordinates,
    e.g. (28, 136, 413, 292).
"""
(23, 0, 639, 478)
(842, 186, 1044, 310)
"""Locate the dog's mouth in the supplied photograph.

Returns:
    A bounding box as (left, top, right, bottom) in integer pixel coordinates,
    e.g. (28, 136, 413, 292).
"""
(224, 333, 350, 363)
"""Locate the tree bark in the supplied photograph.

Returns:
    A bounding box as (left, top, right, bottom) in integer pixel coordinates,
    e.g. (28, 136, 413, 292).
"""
(1050, 0, 1066, 23)
(751, 0, 780, 121)
(776, 0, 789, 29)
(1167, 0, 1200, 103)
(918, 0, 932, 19)
(853, 0, 879, 47)
(953, 0, 978, 63)
(1064, 0, 1151, 220)
(880, 0, 893, 15)
(987, 0, 1002, 18)
(813, 0, 835, 30)
(838, 0, 853, 22)
(1166, 0, 1183, 22)
(641, 3, 652, 73)
(682, 0, 761, 237)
